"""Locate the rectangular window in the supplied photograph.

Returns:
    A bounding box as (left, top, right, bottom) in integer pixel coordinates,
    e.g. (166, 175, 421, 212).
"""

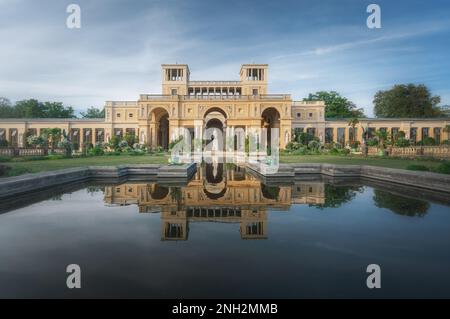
(410, 128, 417, 143)
(252, 89, 258, 96)
(325, 128, 334, 143)
(297, 113, 301, 118)
(128, 113, 133, 118)
(434, 128, 441, 143)
(391, 127, 399, 139)
(171, 88, 178, 95)
(368, 128, 376, 139)
(308, 113, 313, 118)
(422, 127, 429, 139)
(349, 127, 358, 142)
(337, 128, 345, 146)
(307, 128, 316, 137)
(116, 113, 121, 118)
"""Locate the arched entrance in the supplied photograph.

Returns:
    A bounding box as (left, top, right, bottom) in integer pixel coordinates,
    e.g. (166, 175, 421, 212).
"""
(204, 108, 227, 152)
(151, 108, 169, 150)
(261, 107, 281, 151)
(203, 162, 227, 200)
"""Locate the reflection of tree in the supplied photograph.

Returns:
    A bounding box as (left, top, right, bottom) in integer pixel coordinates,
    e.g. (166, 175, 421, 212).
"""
(311, 184, 363, 209)
(86, 186, 104, 195)
(50, 195, 62, 201)
(373, 190, 429, 217)
(261, 184, 280, 200)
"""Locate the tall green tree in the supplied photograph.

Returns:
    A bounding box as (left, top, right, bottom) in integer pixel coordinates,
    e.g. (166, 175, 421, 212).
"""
(347, 118, 359, 142)
(0, 97, 16, 117)
(303, 91, 365, 118)
(14, 99, 44, 118)
(42, 102, 75, 118)
(1, 99, 75, 118)
(373, 84, 443, 118)
(80, 106, 105, 118)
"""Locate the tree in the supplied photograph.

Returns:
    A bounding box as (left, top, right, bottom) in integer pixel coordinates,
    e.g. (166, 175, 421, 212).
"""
(1, 99, 75, 118)
(374, 84, 443, 118)
(14, 99, 44, 118)
(40, 128, 62, 152)
(0, 97, 16, 118)
(26, 135, 45, 148)
(303, 91, 365, 118)
(42, 102, 75, 118)
(80, 106, 105, 119)
(347, 118, 359, 143)
(375, 130, 388, 150)
(373, 190, 429, 217)
(310, 184, 363, 209)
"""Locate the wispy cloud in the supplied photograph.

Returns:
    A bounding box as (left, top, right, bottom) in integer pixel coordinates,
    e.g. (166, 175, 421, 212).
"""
(0, 0, 449, 117)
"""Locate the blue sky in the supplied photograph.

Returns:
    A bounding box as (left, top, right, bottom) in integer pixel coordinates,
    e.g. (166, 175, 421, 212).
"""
(0, 0, 449, 116)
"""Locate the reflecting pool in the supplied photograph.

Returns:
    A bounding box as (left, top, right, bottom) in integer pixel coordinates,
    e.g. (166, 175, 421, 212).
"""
(1, 163, 450, 298)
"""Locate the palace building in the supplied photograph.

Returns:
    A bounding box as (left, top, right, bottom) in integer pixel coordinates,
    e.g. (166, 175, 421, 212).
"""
(0, 63, 449, 149)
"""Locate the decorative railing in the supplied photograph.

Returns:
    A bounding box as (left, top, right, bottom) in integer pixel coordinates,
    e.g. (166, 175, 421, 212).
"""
(105, 101, 138, 107)
(259, 94, 291, 100)
(368, 146, 450, 159)
(0, 148, 66, 157)
(137, 94, 291, 101)
(188, 81, 241, 85)
(139, 95, 175, 101)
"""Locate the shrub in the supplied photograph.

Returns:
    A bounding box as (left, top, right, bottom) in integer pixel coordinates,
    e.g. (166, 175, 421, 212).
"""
(323, 142, 335, 150)
(58, 138, 73, 157)
(291, 147, 308, 155)
(395, 138, 411, 147)
(124, 133, 137, 147)
(127, 149, 146, 156)
(89, 145, 104, 156)
(307, 140, 321, 151)
(27, 135, 45, 148)
(109, 136, 120, 150)
(349, 140, 360, 149)
(407, 164, 430, 172)
(367, 138, 379, 147)
(285, 141, 301, 151)
(419, 137, 436, 146)
(118, 140, 129, 149)
(435, 161, 450, 175)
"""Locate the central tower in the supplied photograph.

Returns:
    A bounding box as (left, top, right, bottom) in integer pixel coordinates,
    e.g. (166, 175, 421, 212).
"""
(239, 64, 268, 95)
(161, 64, 190, 95)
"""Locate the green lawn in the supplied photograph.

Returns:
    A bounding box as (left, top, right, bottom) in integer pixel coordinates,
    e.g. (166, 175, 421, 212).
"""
(280, 155, 444, 170)
(1, 154, 168, 177)
(0, 154, 446, 178)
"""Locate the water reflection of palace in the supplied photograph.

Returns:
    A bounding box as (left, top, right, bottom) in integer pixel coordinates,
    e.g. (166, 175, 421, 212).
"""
(104, 164, 326, 241)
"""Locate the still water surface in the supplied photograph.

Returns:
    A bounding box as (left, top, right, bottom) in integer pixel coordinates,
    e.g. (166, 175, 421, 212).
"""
(0, 164, 450, 298)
